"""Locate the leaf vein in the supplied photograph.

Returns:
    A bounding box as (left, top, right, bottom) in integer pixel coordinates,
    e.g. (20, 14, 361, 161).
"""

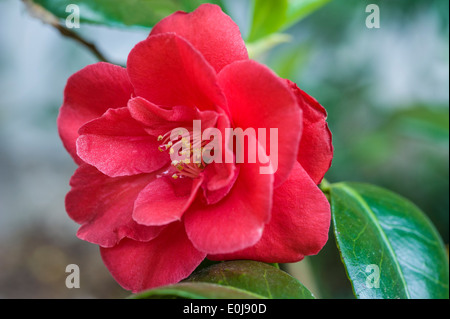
(337, 184, 412, 299)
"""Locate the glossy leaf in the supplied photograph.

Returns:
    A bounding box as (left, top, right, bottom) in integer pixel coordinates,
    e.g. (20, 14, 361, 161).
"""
(330, 182, 449, 299)
(32, 0, 223, 28)
(132, 261, 315, 299)
(131, 282, 260, 299)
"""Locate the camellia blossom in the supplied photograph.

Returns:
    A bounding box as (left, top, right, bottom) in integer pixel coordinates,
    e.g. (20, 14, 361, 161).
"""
(58, 4, 333, 293)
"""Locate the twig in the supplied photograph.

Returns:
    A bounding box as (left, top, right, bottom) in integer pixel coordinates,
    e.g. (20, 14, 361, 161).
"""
(22, 0, 109, 63)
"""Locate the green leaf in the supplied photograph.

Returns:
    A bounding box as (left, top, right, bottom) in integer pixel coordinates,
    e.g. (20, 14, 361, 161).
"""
(32, 0, 223, 29)
(248, 0, 331, 42)
(248, 0, 288, 42)
(132, 261, 315, 299)
(130, 282, 260, 299)
(330, 182, 449, 299)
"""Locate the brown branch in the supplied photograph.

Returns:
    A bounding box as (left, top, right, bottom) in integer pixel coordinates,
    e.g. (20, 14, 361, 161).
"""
(52, 24, 109, 62)
(22, 0, 109, 63)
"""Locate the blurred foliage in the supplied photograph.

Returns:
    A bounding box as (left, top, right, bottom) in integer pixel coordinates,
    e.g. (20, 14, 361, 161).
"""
(32, 0, 224, 28)
(0, 224, 129, 298)
(247, 0, 331, 42)
(263, 0, 449, 240)
(260, 0, 449, 298)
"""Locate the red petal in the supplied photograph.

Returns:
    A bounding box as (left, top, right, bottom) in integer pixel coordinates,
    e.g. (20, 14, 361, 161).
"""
(184, 142, 273, 255)
(209, 162, 331, 263)
(287, 80, 333, 184)
(127, 33, 226, 111)
(128, 96, 218, 137)
(201, 165, 239, 205)
(133, 176, 203, 226)
(218, 60, 302, 187)
(150, 3, 248, 73)
(76, 107, 168, 177)
(57, 63, 133, 164)
(66, 164, 162, 247)
(100, 222, 206, 292)
(201, 112, 237, 202)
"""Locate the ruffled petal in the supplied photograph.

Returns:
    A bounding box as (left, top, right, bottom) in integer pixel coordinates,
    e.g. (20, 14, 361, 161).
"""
(66, 164, 162, 248)
(184, 142, 273, 255)
(133, 176, 203, 226)
(218, 60, 302, 187)
(128, 96, 218, 137)
(57, 62, 133, 164)
(100, 222, 206, 292)
(209, 162, 331, 262)
(127, 33, 226, 111)
(150, 3, 248, 73)
(201, 165, 239, 205)
(201, 112, 237, 203)
(287, 80, 333, 184)
(76, 107, 169, 177)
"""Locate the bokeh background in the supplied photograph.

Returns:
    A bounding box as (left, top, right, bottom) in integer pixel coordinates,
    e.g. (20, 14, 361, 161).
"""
(0, 0, 448, 298)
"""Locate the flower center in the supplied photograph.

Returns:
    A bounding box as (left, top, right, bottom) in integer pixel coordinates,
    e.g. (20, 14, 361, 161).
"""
(157, 128, 208, 179)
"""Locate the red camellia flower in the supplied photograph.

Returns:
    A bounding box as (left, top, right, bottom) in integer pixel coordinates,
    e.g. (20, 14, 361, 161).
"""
(58, 4, 333, 292)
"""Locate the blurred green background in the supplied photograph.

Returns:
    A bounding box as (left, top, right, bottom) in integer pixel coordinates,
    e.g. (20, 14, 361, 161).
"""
(0, 0, 448, 298)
